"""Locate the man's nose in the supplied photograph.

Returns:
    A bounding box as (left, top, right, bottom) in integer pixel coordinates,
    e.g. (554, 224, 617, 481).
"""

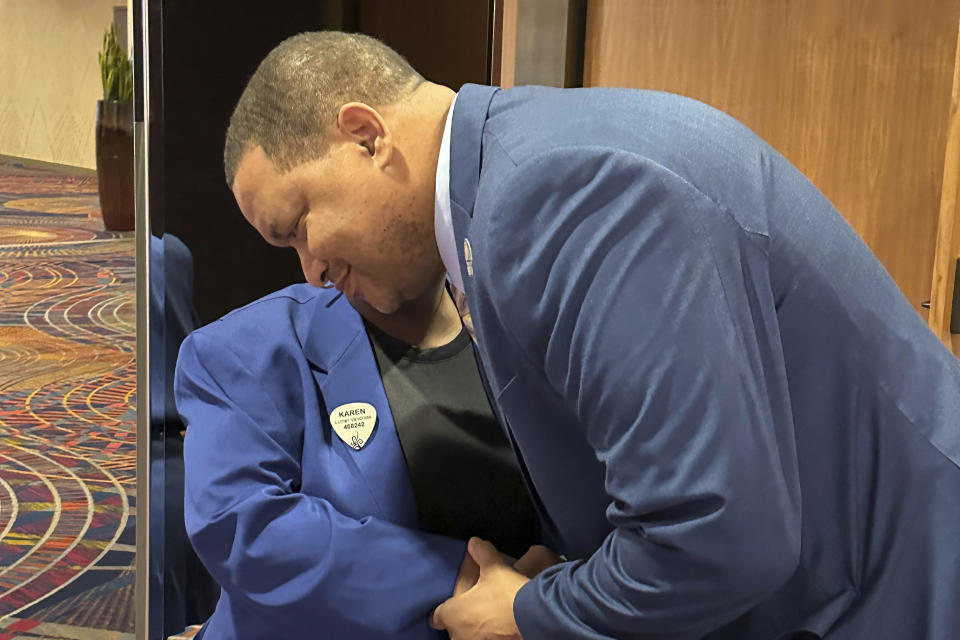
(298, 249, 327, 288)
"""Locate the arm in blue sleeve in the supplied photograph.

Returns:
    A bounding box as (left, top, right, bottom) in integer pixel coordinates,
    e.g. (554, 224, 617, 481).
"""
(483, 148, 802, 638)
(175, 331, 465, 639)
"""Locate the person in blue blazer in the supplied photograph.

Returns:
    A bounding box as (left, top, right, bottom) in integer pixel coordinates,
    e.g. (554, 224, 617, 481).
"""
(174, 280, 550, 639)
(222, 33, 960, 639)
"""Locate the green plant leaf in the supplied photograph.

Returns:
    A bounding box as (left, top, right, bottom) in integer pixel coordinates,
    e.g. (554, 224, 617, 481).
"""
(98, 23, 133, 102)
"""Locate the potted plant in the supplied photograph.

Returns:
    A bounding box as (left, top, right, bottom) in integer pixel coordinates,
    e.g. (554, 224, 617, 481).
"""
(95, 23, 134, 231)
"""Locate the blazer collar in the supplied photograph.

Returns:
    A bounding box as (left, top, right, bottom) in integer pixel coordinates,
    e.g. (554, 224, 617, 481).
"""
(449, 83, 500, 220)
(447, 84, 499, 301)
(302, 291, 361, 372)
(302, 291, 419, 527)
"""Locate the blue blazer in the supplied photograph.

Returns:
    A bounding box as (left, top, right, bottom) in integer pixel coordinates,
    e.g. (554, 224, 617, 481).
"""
(448, 84, 960, 638)
(175, 285, 465, 640)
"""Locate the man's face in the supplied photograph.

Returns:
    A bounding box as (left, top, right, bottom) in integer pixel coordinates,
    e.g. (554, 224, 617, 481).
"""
(232, 142, 444, 314)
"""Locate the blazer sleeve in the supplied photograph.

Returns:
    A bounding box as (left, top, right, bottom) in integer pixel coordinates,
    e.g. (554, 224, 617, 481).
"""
(481, 147, 802, 639)
(175, 330, 465, 639)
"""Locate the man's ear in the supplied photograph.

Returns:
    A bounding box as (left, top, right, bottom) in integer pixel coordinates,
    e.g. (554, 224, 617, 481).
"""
(336, 102, 393, 169)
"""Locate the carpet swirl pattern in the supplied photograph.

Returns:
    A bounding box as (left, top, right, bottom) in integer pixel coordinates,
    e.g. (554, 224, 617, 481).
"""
(0, 160, 135, 638)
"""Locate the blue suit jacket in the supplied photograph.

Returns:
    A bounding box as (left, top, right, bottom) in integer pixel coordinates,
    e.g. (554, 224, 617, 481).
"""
(448, 84, 960, 638)
(175, 285, 465, 639)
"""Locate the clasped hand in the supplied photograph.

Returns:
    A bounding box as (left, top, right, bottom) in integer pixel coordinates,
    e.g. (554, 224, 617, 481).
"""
(431, 538, 562, 640)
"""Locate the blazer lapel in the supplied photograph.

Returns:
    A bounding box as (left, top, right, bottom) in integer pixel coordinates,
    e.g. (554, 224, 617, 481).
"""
(448, 83, 499, 318)
(303, 294, 419, 528)
(449, 83, 499, 218)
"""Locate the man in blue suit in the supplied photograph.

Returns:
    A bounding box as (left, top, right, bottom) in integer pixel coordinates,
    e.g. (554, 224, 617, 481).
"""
(224, 32, 960, 639)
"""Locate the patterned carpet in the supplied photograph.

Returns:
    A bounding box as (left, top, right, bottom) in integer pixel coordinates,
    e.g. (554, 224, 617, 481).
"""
(0, 160, 135, 638)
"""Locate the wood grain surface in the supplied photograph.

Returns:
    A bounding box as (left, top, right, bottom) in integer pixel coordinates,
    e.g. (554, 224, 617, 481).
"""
(929, 22, 960, 355)
(584, 0, 960, 310)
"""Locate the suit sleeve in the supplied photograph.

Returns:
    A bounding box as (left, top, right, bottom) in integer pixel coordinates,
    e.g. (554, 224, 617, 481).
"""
(481, 148, 802, 638)
(175, 331, 465, 639)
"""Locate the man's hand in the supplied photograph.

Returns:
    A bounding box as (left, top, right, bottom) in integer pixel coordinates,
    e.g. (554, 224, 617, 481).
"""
(431, 538, 528, 640)
(512, 545, 563, 579)
(454, 548, 481, 596)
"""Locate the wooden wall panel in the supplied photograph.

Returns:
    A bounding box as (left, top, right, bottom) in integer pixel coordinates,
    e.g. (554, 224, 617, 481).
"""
(584, 0, 960, 309)
(357, 0, 493, 88)
(496, 0, 519, 88)
(929, 23, 960, 355)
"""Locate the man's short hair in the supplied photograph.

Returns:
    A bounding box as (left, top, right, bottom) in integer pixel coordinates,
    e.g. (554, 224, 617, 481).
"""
(224, 31, 424, 186)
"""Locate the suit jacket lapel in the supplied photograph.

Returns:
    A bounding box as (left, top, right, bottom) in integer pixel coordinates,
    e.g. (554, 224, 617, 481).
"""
(449, 84, 498, 217)
(449, 84, 499, 300)
(303, 294, 419, 528)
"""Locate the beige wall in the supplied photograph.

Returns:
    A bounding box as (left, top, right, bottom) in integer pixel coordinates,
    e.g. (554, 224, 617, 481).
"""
(0, 0, 123, 169)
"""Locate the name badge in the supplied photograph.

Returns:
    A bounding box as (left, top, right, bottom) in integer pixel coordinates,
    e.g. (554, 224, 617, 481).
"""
(330, 402, 377, 450)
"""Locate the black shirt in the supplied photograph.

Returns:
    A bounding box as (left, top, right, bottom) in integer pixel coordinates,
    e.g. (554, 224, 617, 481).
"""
(365, 320, 541, 558)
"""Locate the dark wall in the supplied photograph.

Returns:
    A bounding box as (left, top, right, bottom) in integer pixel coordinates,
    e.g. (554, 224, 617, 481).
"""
(156, 0, 493, 325)
(357, 0, 493, 87)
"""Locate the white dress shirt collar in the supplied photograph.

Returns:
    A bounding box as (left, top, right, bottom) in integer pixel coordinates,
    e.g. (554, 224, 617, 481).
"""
(434, 93, 462, 291)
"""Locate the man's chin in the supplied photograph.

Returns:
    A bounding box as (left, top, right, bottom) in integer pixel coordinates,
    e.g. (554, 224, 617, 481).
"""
(369, 299, 401, 315)
(347, 291, 399, 316)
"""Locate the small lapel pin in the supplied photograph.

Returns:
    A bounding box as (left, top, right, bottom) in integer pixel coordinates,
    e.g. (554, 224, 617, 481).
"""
(329, 402, 377, 450)
(463, 238, 474, 277)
